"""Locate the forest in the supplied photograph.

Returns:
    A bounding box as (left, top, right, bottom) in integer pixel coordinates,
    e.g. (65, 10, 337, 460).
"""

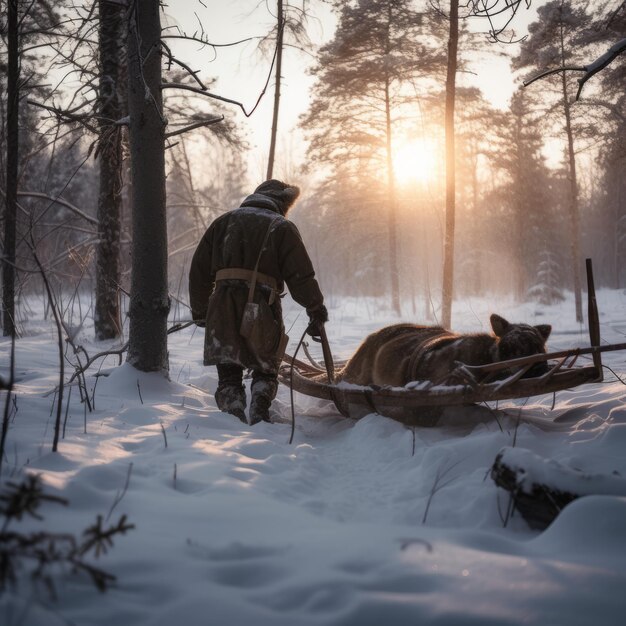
(1, 1, 626, 625)
(1, 0, 624, 357)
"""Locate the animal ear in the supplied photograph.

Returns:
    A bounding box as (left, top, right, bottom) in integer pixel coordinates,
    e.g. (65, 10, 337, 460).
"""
(535, 324, 552, 341)
(490, 314, 510, 337)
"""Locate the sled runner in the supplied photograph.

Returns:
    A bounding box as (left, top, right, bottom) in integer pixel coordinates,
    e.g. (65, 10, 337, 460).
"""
(279, 260, 626, 426)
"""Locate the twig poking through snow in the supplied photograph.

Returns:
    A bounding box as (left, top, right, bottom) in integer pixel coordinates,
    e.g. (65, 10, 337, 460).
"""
(160, 422, 168, 449)
(511, 397, 530, 448)
(62, 386, 72, 439)
(106, 462, 134, 522)
(422, 458, 463, 524)
(480, 402, 504, 432)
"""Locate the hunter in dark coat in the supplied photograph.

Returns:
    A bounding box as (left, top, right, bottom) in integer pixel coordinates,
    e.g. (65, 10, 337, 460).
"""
(189, 180, 327, 425)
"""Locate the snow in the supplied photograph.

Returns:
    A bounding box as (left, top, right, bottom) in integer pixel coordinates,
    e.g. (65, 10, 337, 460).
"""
(496, 446, 626, 497)
(2, 289, 626, 625)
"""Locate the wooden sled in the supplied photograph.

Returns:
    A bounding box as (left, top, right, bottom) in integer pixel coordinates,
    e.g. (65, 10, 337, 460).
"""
(279, 259, 626, 426)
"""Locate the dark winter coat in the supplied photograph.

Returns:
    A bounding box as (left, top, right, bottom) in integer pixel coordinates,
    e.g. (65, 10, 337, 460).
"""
(189, 193, 324, 373)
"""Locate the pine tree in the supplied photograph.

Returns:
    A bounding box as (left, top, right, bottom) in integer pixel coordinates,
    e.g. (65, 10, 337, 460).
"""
(527, 249, 565, 305)
(454, 88, 505, 297)
(583, 3, 626, 287)
(515, 0, 588, 322)
(302, 0, 444, 314)
(495, 89, 564, 300)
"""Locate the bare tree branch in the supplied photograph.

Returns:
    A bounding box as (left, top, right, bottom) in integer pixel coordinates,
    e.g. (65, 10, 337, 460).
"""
(523, 38, 626, 100)
(164, 116, 224, 138)
(16, 191, 99, 225)
(434, 0, 532, 43)
(160, 32, 262, 50)
(160, 40, 208, 90)
(26, 98, 99, 133)
(160, 16, 281, 119)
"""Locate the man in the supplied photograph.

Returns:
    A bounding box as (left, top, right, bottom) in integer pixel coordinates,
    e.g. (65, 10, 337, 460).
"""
(189, 180, 327, 425)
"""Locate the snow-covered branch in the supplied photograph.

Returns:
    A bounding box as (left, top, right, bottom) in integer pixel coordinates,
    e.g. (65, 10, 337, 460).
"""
(523, 38, 626, 101)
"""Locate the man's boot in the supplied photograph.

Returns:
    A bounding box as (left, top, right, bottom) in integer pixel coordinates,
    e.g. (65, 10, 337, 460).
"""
(249, 378, 278, 426)
(215, 384, 247, 423)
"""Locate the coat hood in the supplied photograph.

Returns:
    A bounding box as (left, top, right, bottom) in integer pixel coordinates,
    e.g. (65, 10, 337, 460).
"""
(241, 180, 300, 216)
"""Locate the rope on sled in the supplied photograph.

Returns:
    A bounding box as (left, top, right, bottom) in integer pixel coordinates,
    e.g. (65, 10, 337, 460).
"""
(289, 328, 310, 445)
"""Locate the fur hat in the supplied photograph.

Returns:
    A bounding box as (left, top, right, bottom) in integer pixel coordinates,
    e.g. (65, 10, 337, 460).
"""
(254, 179, 301, 214)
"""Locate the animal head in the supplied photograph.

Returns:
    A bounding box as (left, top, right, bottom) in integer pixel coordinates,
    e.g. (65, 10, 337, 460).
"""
(490, 314, 551, 375)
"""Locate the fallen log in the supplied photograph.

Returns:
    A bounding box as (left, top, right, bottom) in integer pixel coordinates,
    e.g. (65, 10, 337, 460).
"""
(491, 447, 626, 530)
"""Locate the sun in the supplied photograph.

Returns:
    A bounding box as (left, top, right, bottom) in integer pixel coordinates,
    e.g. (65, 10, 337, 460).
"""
(393, 138, 439, 186)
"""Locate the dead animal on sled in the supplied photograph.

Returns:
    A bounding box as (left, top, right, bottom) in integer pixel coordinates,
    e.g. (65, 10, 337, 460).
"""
(338, 314, 552, 387)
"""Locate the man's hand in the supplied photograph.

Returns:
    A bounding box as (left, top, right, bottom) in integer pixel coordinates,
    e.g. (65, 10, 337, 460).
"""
(306, 304, 328, 338)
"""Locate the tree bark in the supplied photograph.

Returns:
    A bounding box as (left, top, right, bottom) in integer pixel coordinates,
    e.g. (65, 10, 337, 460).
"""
(2, 0, 19, 338)
(126, 0, 170, 372)
(560, 19, 583, 323)
(266, 0, 283, 180)
(441, 0, 459, 329)
(95, 0, 125, 340)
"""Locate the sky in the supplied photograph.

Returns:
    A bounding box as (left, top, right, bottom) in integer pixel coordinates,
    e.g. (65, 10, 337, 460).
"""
(165, 0, 541, 185)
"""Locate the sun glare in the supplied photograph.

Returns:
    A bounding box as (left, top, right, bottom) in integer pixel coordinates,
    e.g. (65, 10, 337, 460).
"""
(393, 139, 439, 186)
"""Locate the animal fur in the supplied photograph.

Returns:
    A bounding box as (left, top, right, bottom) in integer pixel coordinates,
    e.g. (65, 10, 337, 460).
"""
(339, 314, 552, 387)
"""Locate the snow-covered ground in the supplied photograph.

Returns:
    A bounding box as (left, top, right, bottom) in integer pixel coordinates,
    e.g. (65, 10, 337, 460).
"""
(1, 289, 626, 625)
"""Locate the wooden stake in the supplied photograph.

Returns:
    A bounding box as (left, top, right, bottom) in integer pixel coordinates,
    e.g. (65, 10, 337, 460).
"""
(586, 258, 603, 380)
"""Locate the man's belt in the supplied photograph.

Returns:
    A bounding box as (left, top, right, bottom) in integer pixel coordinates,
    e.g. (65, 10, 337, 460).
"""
(215, 268, 279, 302)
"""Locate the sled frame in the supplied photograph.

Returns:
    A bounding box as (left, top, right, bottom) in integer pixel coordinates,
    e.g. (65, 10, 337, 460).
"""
(279, 259, 619, 424)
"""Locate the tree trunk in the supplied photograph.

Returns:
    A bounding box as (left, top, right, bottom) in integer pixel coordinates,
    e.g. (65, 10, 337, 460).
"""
(441, 0, 459, 329)
(266, 0, 284, 180)
(2, 0, 19, 338)
(560, 19, 583, 323)
(471, 153, 482, 295)
(384, 79, 401, 316)
(126, 0, 170, 372)
(95, 0, 125, 340)
(384, 5, 400, 316)
(617, 180, 624, 289)
(513, 111, 526, 300)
